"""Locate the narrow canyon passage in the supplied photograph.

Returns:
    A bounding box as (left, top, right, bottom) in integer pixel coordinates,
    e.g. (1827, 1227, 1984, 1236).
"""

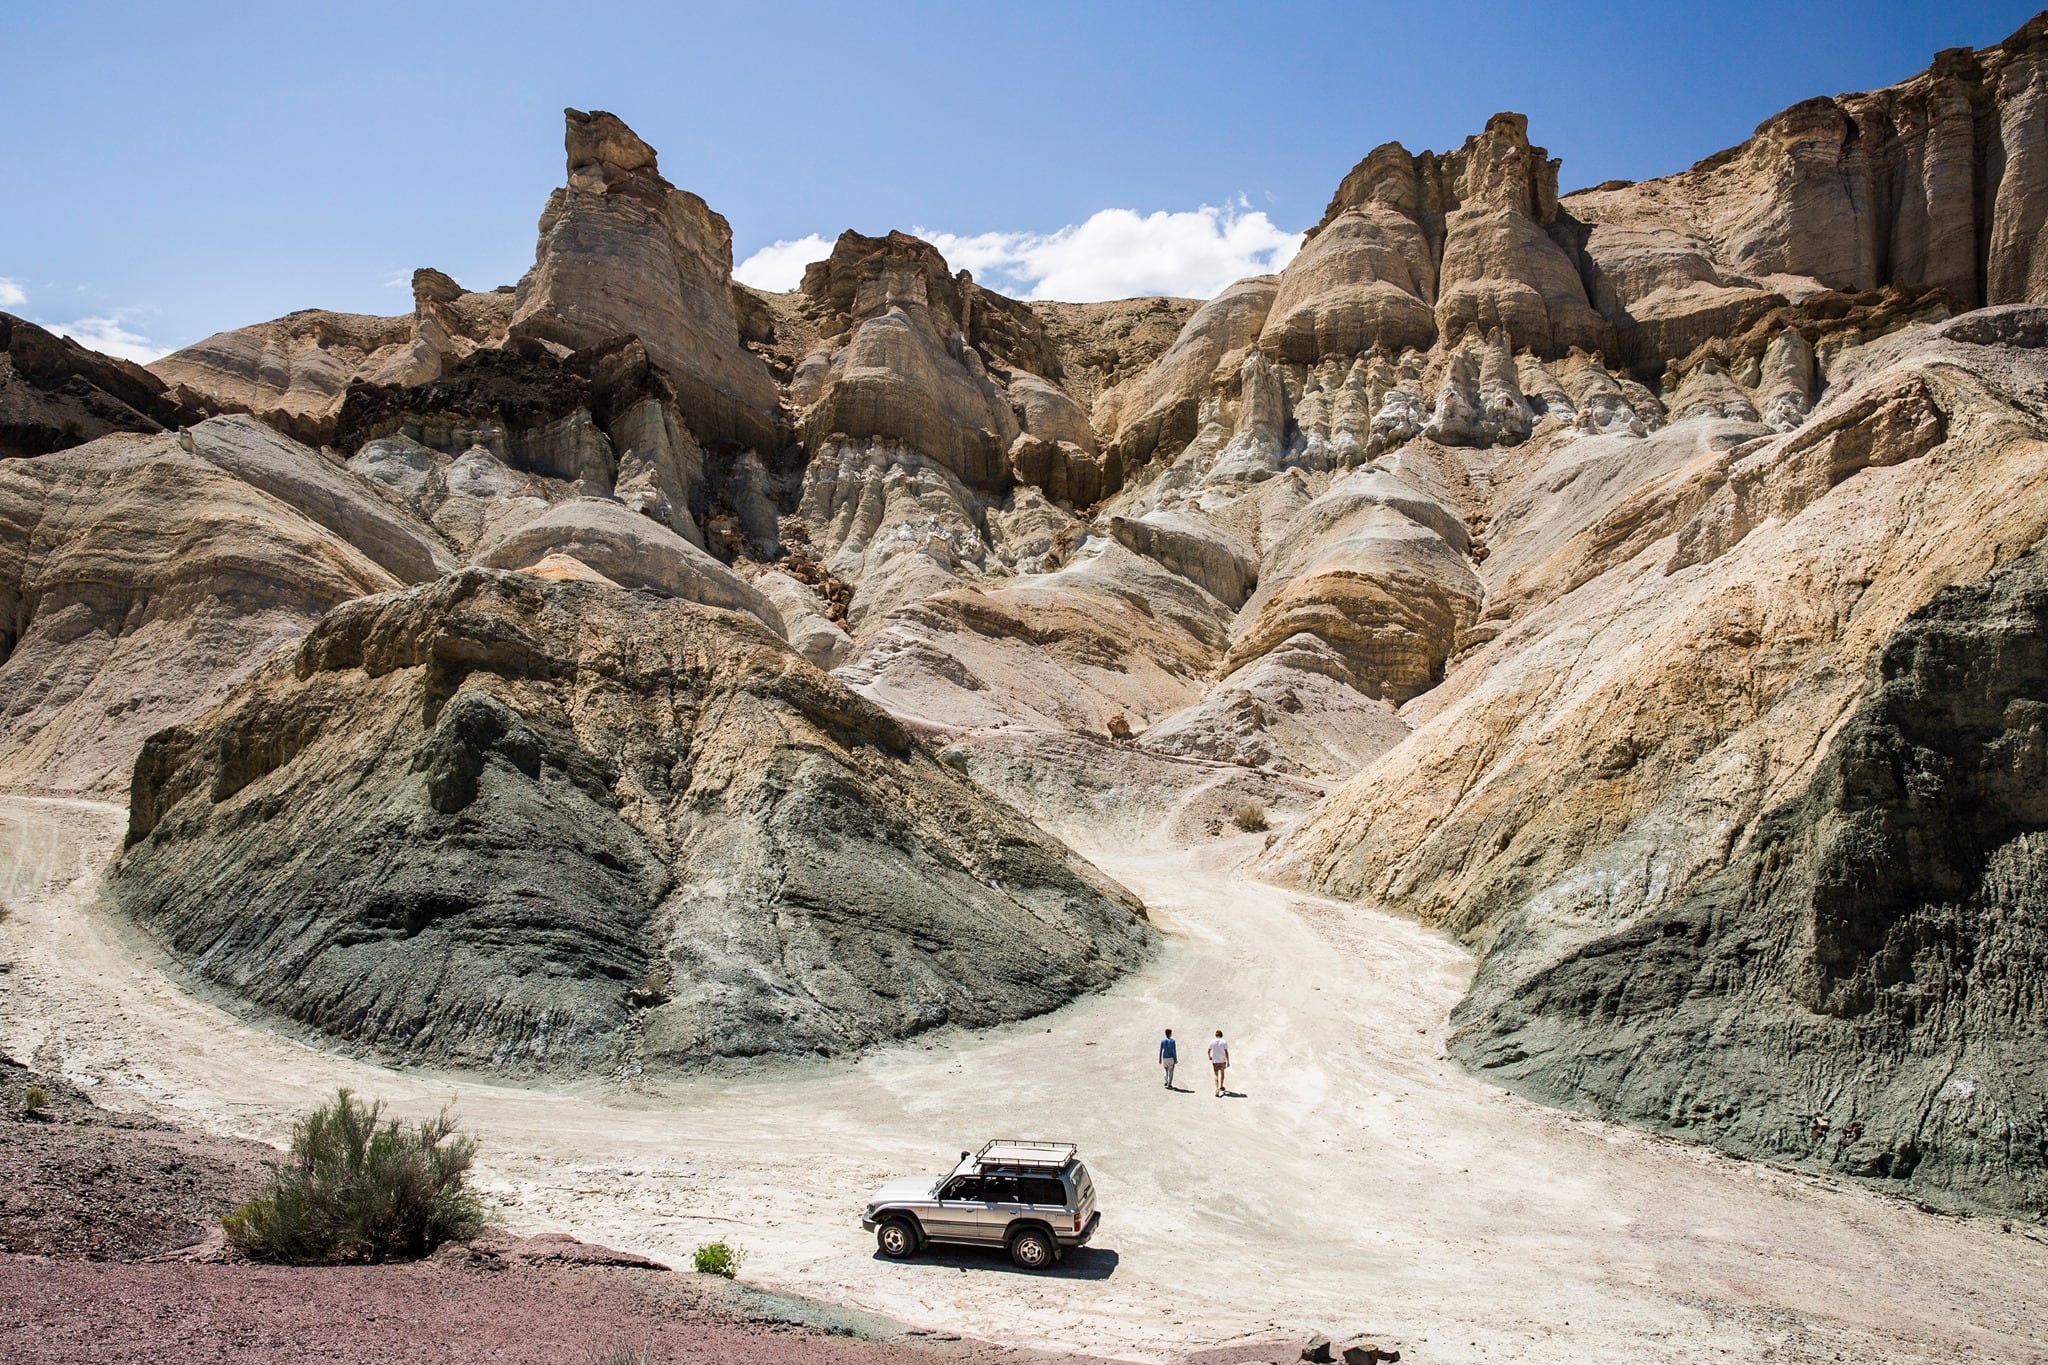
(2, 795, 2043, 1363)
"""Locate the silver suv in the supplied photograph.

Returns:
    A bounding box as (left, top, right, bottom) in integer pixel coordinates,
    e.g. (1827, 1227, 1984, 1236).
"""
(861, 1139, 1100, 1269)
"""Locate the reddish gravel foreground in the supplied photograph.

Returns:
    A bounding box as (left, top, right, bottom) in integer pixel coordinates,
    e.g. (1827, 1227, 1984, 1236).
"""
(0, 1257, 1104, 1365)
(0, 1056, 1118, 1365)
(0, 1056, 274, 1260)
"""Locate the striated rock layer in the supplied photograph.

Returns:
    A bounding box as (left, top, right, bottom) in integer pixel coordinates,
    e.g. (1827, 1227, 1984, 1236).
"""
(1455, 543, 2048, 1214)
(1273, 308, 2048, 1217)
(112, 570, 1152, 1073)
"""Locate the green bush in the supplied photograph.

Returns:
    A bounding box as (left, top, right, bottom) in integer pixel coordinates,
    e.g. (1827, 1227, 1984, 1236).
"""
(1231, 801, 1270, 832)
(223, 1088, 485, 1264)
(22, 1082, 49, 1114)
(692, 1238, 744, 1278)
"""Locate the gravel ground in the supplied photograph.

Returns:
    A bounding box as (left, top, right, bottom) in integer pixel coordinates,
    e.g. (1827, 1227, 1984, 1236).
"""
(7, 795, 2048, 1363)
(0, 1051, 1137, 1365)
(0, 1055, 273, 1260)
(0, 1257, 1128, 1365)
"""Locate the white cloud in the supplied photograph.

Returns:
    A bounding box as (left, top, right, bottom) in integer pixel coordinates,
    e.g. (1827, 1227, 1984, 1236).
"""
(920, 201, 1303, 302)
(735, 205, 1303, 303)
(733, 234, 834, 292)
(48, 314, 168, 364)
(0, 277, 25, 309)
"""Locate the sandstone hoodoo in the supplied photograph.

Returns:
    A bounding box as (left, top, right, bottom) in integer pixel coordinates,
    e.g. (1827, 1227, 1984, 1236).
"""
(3, 8, 2048, 1272)
(113, 569, 1151, 1072)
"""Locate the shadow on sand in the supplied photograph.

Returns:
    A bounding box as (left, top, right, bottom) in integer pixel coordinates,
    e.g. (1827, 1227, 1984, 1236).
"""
(875, 1244, 1121, 1280)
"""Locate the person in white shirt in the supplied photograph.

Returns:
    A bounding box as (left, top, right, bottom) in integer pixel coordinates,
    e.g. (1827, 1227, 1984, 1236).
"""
(1206, 1030, 1230, 1096)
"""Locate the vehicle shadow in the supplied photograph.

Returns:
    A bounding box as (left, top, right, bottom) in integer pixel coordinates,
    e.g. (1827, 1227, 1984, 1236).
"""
(878, 1244, 1121, 1280)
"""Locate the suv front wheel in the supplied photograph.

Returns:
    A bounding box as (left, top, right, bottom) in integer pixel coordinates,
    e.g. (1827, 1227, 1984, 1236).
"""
(1007, 1226, 1056, 1270)
(875, 1218, 920, 1258)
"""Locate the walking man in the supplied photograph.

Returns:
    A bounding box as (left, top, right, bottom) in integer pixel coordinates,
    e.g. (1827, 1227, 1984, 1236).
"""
(1158, 1028, 1178, 1089)
(1207, 1029, 1230, 1096)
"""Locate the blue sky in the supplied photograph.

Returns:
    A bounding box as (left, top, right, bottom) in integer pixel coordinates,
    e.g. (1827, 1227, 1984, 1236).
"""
(2, 1, 2039, 361)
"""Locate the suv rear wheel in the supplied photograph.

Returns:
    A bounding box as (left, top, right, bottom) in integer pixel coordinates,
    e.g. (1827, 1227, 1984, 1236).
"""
(875, 1218, 920, 1258)
(1007, 1226, 1056, 1270)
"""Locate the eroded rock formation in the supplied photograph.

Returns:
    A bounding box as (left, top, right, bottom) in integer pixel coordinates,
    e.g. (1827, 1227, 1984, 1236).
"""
(0, 13, 2043, 1216)
(114, 570, 1152, 1072)
(508, 109, 781, 452)
(1, 313, 204, 458)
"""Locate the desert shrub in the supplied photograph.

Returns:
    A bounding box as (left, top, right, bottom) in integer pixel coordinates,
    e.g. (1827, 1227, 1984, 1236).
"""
(1231, 801, 1270, 832)
(692, 1238, 743, 1278)
(223, 1088, 485, 1264)
(22, 1082, 49, 1114)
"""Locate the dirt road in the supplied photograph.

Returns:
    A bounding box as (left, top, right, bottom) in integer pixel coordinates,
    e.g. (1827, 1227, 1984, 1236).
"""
(3, 794, 2044, 1363)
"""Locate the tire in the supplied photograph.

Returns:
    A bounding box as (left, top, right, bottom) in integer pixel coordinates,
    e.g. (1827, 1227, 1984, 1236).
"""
(875, 1218, 920, 1258)
(1007, 1226, 1055, 1270)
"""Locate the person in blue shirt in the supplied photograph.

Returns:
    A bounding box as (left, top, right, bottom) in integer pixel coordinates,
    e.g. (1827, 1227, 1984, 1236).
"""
(1158, 1028, 1178, 1089)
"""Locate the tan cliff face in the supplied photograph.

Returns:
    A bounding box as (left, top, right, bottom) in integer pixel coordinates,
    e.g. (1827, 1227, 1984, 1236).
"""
(508, 109, 783, 453)
(1, 12, 2045, 1217)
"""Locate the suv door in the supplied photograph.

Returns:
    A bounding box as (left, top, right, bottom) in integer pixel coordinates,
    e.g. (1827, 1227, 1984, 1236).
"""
(977, 1173, 1028, 1244)
(931, 1174, 985, 1243)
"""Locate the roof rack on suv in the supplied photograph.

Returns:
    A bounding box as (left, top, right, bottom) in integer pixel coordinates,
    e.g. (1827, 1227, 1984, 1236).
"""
(975, 1140, 1078, 1169)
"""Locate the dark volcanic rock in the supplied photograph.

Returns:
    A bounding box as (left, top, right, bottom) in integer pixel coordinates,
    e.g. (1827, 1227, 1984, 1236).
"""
(112, 569, 1151, 1074)
(333, 343, 593, 457)
(0, 313, 203, 458)
(1452, 544, 2048, 1219)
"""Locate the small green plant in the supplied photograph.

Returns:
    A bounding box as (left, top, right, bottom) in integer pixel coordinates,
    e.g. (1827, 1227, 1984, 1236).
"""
(22, 1082, 49, 1114)
(1231, 800, 1270, 833)
(692, 1238, 744, 1278)
(222, 1087, 485, 1264)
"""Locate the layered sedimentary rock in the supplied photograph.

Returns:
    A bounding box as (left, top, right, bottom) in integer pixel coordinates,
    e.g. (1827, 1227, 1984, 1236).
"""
(112, 570, 1151, 1072)
(1567, 15, 2048, 365)
(508, 110, 780, 452)
(782, 229, 1133, 626)
(790, 230, 1022, 490)
(153, 273, 513, 446)
(3, 12, 2047, 1209)
(0, 313, 204, 458)
(1274, 310, 2048, 1216)
(1455, 543, 2048, 1215)
(0, 416, 449, 794)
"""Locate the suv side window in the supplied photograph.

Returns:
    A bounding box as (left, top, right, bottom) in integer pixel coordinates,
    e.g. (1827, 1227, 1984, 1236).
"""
(1019, 1176, 1066, 1205)
(940, 1176, 982, 1201)
(981, 1175, 1021, 1205)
